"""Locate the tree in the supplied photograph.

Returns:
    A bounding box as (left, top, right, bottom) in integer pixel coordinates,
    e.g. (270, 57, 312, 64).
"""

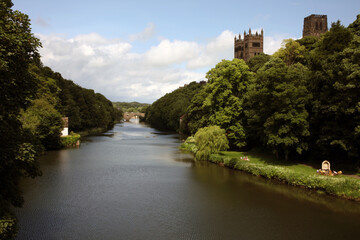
(246, 58, 311, 160)
(21, 98, 63, 150)
(308, 19, 360, 162)
(273, 39, 306, 66)
(194, 126, 229, 160)
(348, 14, 360, 36)
(246, 53, 271, 73)
(0, 0, 41, 238)
(296, 36, 319, 66)
(40, 68, 122, 132)
(145, 81, 204, 131)
(112, 101, 150, 113)
(187, 59, 253, 148)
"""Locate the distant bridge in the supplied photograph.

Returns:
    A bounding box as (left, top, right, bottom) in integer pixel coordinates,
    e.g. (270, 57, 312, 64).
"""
(123, 112, 145, 121)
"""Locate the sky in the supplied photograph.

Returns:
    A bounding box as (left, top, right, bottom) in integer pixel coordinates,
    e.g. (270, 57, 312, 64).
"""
(12, 0, 360, 103)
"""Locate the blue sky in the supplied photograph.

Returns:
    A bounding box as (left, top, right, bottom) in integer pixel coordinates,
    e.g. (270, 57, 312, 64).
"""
(13, 0, 360, 103)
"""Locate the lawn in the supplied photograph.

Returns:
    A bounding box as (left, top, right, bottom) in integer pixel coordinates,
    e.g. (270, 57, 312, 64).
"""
(212, 151, 360, 200)
(181, 141, 360, 200)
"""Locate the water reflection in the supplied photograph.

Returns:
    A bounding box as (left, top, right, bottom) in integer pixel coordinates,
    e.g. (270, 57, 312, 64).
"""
(15, 121, 360, 240)
(192, 161, 360, 215)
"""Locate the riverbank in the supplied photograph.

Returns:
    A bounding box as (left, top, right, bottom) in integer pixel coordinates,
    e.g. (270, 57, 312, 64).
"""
(60, 132, 81, 148)
(180, 141, 360, 201)
(77, 127, 111, 137)
(77, 121, 123, 137)
(61, 125, 121, 148)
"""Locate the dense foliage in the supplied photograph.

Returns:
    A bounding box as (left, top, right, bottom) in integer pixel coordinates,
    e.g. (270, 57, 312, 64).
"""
(307, 20, 360, 163)
(182, 15, 360, 168)
(19, 64, 123, 149)
(186, 59, 253, 148)
(0, 1, 122, 238)
(144, 81, 205, 131)
(245, 59, 311, 160)
(194, 126, 229, 160)
(113, 101, 150, 113)
(0, 0, 41, 238)
(29, 65, 122, 133)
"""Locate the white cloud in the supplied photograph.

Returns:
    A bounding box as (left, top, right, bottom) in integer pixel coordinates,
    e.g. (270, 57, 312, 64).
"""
(144, 39, 200, 66)
(129, 23, 156, 42)
(187, 30, 234, 69)
(264, 34, 299, 55)
(37, 33, 205, 103)
(206, 30, 234, 52)
(37, 30, 291, 103)
(264, 36, 283, 55)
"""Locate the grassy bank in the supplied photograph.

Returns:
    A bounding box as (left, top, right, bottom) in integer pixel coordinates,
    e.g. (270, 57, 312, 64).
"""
(77, 121, 123, 137)
(180, 141, 360, 201)
(60, 132, 81, 148)
(77, 127, 109, 137)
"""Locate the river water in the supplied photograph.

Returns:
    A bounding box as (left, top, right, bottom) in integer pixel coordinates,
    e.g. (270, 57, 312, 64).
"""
(16, 120, 360, 240)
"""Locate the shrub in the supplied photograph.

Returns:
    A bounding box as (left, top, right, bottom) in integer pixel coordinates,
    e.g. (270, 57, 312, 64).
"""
(180, 136, 198, 154)
(60, 132, 81, 148)
(208, 154, 224, 164)
(194, 126, 229, 160)
(224, 158, 238, 168)
(0, 213, 17, 240)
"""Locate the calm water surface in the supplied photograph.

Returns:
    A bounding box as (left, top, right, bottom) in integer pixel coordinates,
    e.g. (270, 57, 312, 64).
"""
(16, 120, 360, 240)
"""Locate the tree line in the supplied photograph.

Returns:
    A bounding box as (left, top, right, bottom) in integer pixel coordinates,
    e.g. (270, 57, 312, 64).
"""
(144, 81, 205, 131)
(146, 15, 360, 167)
(113, 101, 150, 113)
(0, 1, 122, 238)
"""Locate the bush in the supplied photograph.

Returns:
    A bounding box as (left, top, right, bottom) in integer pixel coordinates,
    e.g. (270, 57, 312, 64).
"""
(180, 136, 198, 154)
(194, 126, 229, 160)
(60, 132, 81, 148)
(224, 158, 238, 168)
(0, 213, 17, 240)
(208, 154, 224, 164)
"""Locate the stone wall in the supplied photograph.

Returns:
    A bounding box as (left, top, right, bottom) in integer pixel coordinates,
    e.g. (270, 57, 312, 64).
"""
(303, 14, 328, 38)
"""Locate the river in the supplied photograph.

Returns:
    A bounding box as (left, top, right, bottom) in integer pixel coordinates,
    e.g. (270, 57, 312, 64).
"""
(15, 120, 360, 240)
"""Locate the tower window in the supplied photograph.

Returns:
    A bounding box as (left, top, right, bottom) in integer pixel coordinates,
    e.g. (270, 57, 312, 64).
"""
(252, 42, 261, 47)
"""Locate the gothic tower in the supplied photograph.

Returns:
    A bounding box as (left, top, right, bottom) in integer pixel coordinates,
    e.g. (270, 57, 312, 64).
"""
(303, 14, 328, 38)
(234, 28, 263, 61)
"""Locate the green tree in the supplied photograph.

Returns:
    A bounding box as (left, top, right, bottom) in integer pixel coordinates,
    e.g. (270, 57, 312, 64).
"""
(246, 53, 271, 73)
(296, 36, 319, 66)
(194, 126, 229, 160)
(187, 59, 253, 148)
(21, 98, 63, 150)
(0, 0, 41, 238)
(145, 81, 204, 131)
(348, 14, 360, 35)
(246, 58, 311, 160)
(273, 39, 306, 66)
(40, 68, 121, 132)
(308, 19, 360, 162)
(112, 101, 150, 113)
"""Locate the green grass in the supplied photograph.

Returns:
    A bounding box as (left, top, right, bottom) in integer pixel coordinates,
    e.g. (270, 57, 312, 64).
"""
(77, 127, 108, 137)
(180, 140, 360, 200)
(60, 133, 81, 148)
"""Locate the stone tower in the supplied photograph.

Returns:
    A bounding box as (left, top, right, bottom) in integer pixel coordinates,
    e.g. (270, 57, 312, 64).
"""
(234, 28, 263, 61)
(303, 14, 328, 38)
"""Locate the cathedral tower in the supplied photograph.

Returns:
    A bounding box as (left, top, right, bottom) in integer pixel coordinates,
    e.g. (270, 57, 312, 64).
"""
(234, 28, 263, 61)
(303, 14, 328, 38)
